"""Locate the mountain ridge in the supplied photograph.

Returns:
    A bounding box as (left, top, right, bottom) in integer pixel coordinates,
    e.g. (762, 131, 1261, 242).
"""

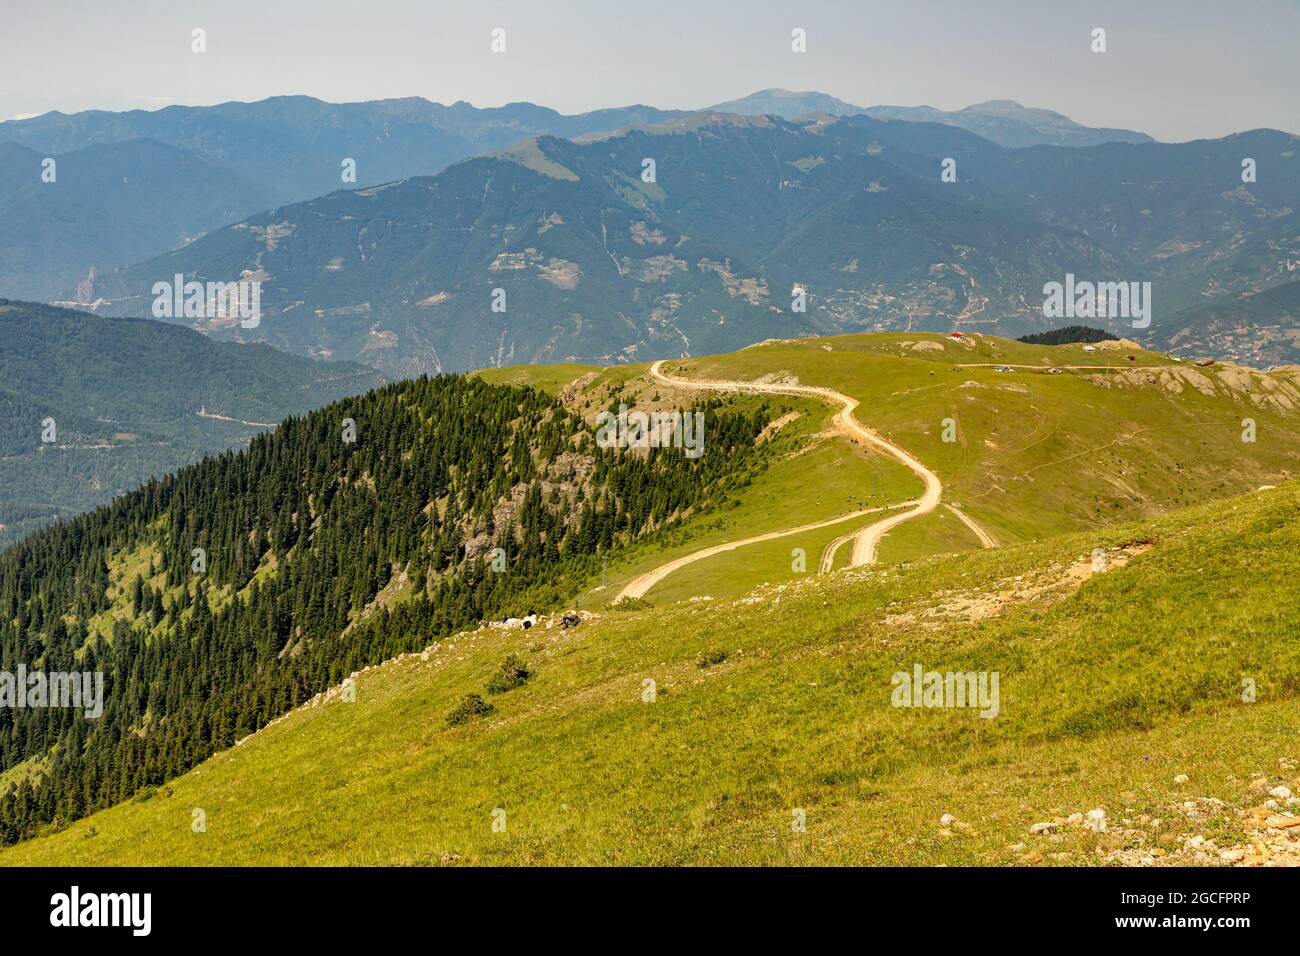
(0, 299, 384, 543)
(67, 111, 1300, 372)
(706, 87, 1157, 147)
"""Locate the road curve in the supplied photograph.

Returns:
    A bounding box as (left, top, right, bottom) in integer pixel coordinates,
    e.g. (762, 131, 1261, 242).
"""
(946, 504, 996, 548)
(819, 524, 861, 573)
(632, 359, 946, 590)
(615, 501, 916, 602)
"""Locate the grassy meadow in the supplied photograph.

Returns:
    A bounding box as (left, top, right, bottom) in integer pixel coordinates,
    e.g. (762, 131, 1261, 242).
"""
(7, 481, 1297, 866)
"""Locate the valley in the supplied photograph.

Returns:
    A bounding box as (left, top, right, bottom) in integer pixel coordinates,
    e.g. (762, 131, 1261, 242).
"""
(0, 300, 384, 544)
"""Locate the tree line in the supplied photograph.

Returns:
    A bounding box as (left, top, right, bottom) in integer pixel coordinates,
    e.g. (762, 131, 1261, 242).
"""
(0, 373, 776, 844)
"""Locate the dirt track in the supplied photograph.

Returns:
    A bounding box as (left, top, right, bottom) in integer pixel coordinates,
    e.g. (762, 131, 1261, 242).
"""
(614, 360, 994, 600)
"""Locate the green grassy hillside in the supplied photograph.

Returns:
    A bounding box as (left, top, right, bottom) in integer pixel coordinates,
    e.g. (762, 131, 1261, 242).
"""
(8, 481, 1297, 866)
(478, 333, 1300, 604)
(679, 335, 1300, 551)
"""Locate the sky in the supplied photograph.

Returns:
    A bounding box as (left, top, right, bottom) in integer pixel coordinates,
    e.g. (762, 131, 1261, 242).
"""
(1, 0, 1297, 142)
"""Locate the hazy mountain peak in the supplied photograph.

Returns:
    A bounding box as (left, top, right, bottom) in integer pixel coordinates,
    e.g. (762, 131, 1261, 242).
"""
(706, 89, 1151, 147)
(963, 99, 1029, 113)
(707, 89, 865, 118)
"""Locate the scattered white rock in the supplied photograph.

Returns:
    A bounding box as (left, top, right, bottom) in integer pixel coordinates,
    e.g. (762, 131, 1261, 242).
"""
(1174, 773, 1189, 784)
(1030, 821, 1057, 835)
(939, 813, 956, 827)
(1270, 786, 1294, 800)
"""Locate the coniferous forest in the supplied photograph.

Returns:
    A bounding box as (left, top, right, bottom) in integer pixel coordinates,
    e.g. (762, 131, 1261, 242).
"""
(0, 373, 774, 844)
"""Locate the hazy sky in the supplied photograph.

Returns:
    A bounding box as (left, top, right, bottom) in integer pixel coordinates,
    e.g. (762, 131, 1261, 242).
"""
(2, 0, 1297, 142)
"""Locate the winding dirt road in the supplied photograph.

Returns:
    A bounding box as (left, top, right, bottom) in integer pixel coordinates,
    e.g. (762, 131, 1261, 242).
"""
(615, 501, 917, 601)
(615, 360, 977, 601)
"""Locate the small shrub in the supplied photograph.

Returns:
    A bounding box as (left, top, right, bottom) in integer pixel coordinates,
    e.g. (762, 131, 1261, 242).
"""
(486, 655, 532, 695)
(610, 596, 652, 611)
(696, 649, 728, 669)
(446, 693, 494, 726)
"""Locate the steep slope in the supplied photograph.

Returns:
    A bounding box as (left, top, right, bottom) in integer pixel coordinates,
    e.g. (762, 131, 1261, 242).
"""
(0, 369, 783, 845)
(5, 480, 1296, 865)
(1155, 280, 1300, 367)
(3, 331, 1300, 861)
(0, 139, 275, 299)
(0, 300, 382, 543)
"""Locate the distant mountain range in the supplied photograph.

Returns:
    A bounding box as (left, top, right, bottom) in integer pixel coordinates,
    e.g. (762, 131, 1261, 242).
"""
(0, 300, 382, 543)
(0, 89, 1154, 303)
(0, 96, 685, 207)
(708, 89, 1155, 148)
(0, 139, 274, 299)
(0, 96, 690, 302)
(64, 112, 1124, 375)
(65, 111, 1300, 373)
(3, 90, 1298, 368)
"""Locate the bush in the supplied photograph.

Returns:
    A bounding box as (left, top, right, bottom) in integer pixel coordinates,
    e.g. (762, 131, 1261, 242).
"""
(609, 596, 652, 611)
(696, 649, 728, 669)
(446, 693, 495, 726)
(486, 655, 532, 695)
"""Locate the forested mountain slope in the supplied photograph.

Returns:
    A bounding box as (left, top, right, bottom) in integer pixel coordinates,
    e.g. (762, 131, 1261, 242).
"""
(0, 300, 382, 544)
(0, 372, 778, 844)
